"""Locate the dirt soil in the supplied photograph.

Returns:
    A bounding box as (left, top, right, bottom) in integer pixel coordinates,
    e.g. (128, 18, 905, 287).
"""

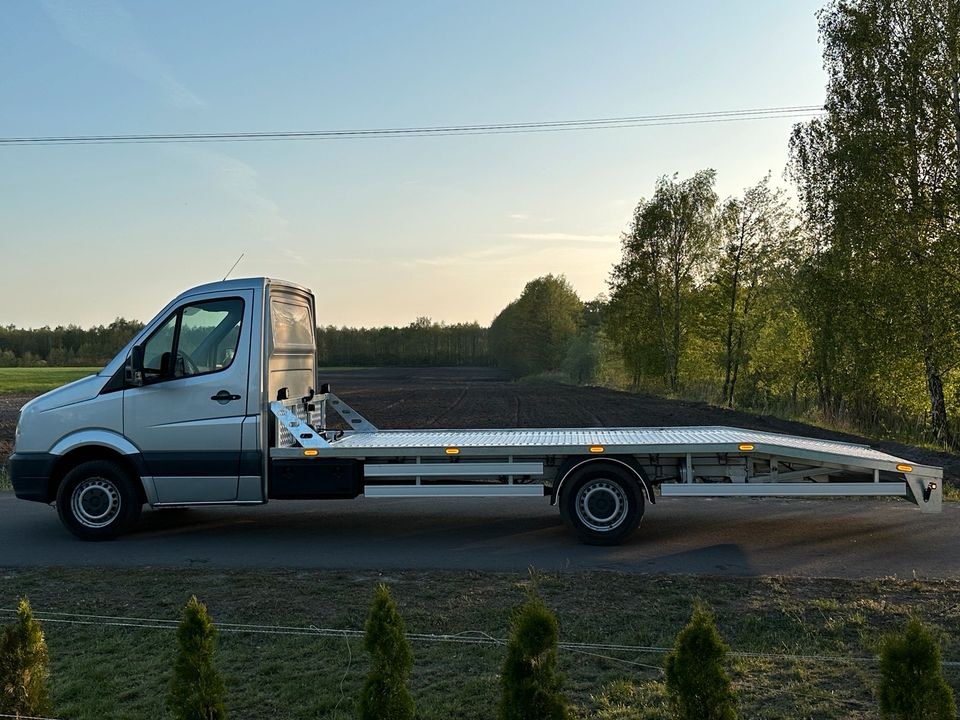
(3, 368, 958, 483)
(0, 393, 30, 467)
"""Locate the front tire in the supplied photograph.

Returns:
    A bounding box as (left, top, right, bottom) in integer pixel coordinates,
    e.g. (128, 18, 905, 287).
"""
(559, 462, 644, 545)
(56, 460, 142, 541)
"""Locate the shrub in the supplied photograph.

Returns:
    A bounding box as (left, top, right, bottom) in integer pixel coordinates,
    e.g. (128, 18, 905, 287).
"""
(0, 598, 52, 718)
(499, 587, 568, 720)
(664, 601, 737, 720)
(357, 584, 415, 720)
(168, 596, 227, 720)
(878, 617, 956, 720)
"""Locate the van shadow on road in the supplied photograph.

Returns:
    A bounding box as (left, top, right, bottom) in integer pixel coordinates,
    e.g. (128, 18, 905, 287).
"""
(1, 493, 953, 579)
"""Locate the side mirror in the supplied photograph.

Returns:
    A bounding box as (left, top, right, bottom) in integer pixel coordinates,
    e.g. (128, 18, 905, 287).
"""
(125, 345, 145, 387)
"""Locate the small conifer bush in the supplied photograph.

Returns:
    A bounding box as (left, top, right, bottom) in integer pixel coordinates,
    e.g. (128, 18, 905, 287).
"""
(498, 587, 568, 720)
(664, 601, 737, 720)
(0, 598, 52, 718)
(878, 617, 956, 720)
(357, 584, 415, 720)
(168, 596, 228, 720)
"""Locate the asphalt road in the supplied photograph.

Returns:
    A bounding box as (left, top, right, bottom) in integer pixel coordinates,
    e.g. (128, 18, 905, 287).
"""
(2, 492, 956, 578)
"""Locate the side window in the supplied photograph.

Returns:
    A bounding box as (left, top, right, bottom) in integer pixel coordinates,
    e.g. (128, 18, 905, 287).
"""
(177, 300, 243, 376)
(142, 313, 177, 381)
(138, 298, 244, 383)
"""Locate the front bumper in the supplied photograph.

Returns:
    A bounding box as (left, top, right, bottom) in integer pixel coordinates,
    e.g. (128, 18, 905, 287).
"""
(7, 452, 56, 503)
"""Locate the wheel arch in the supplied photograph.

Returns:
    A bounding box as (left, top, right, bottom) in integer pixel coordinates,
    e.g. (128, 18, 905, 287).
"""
(551, 455, 654, 506)
(49, 445, 147, 505)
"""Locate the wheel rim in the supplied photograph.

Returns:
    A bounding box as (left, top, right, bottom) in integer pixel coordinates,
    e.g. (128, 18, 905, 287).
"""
(575, 479, 628, 532)
(71, 477, 121, 529)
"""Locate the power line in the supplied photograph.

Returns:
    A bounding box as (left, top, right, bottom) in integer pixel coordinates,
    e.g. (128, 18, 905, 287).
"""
(4, 607, 956, 668)
(0, 105, 824, 146)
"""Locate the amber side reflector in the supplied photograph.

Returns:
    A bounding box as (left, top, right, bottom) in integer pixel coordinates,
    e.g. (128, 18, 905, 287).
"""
(739, 443, 755, 452)
(445, 447, 460, 455)
(896, 464, 913, 473)
(303, 449, 319, 457)
(589, 446, 605, 454)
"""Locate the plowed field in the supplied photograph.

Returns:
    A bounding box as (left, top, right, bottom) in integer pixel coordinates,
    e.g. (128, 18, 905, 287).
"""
(2, 367, 958, 483)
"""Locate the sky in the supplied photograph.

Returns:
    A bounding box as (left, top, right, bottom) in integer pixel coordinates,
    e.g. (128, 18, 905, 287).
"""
(0, 0, 827, 329)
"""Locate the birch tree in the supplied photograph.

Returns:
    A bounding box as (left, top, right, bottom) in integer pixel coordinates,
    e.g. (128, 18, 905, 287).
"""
(607, 170, 719, 391)
(790, 0, 960, 447)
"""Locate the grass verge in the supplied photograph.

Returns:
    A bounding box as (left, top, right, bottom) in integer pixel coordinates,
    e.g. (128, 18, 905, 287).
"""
(0, 367, 100, 395)
(1, 569, 957, 720)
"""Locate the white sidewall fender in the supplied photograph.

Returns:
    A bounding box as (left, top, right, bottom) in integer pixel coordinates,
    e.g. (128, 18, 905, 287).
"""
(552, 456, 653, 505)
(50, 430, 140, 457)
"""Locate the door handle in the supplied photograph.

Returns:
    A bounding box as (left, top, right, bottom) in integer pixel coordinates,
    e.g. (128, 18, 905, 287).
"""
(211, 390, 242, 403)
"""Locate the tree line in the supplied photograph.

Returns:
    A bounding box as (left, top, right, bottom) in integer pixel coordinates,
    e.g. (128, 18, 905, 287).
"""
(491, 0, 960, 450)
(0, 320, 145, 367)
(0, 319, 491, 369)
(316, 319, 490, 367)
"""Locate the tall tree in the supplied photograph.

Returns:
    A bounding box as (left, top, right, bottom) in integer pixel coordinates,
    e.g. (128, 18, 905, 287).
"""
(713, 176, 798, 406)
(489, 275, 583, 378)
(790, 0, 960, 448)
(607, 170, 719, 391)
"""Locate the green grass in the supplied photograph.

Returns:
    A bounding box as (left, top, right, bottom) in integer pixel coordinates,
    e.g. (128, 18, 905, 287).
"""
(1, 569, 957, 720)
(0, 367, 100, 395)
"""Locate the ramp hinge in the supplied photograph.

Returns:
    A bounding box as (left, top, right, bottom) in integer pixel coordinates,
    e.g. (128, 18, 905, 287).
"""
(270, 402, 330, 449)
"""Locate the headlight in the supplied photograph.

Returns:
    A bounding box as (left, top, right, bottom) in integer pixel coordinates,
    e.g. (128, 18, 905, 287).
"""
(14, 410, 22, 449)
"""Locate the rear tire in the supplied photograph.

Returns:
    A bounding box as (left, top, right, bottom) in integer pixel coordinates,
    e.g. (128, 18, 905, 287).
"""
(559, 462, 644, 545)
(56, 460, 142, 541)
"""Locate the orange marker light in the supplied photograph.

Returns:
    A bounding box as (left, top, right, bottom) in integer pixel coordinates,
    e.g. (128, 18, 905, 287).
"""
(303, 449, 319, 457)
(738, 444, 755, 452)
(589, 446, 604, 454)
(896, 464, 913, 473)
(445, 447, 460, 455)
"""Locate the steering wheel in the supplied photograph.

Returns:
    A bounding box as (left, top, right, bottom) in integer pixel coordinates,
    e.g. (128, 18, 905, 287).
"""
(175, 350, 200, 376)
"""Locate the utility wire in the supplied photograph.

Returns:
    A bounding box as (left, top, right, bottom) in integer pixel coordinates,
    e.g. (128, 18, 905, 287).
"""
(0, 105, 824, 146)
(4, 607, 955, 668)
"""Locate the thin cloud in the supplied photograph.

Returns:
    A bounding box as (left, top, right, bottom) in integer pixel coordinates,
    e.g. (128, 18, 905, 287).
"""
(40, 0, 203, 108)
(508, 213, 530, 220)
(180, 147, 290, 248)
(406, 239, 619, 270)
(406, 244, 522, 268)
(507, 232, 618, 244)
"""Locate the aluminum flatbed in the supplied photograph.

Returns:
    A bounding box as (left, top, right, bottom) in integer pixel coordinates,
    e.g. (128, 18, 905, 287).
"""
(270, 394, 943, 538)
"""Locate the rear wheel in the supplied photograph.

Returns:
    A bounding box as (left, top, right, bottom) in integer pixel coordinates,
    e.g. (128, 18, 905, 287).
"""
(559, 462, 644, 545)
(56, 460, 142, 541)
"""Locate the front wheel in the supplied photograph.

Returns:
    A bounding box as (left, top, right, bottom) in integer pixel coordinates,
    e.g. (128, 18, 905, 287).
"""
(56, 460, 142, 541)
(559, 462, 644, 545)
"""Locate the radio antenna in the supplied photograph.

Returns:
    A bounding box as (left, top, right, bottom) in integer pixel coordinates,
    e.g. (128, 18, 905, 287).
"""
(223, 253, 244, 280)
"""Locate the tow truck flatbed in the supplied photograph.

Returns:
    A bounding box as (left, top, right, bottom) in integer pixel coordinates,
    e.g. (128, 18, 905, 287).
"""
(10, 277, 943, 544)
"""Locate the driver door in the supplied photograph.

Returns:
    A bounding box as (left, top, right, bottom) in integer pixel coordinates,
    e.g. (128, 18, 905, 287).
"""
(123, 292, 253, 503)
